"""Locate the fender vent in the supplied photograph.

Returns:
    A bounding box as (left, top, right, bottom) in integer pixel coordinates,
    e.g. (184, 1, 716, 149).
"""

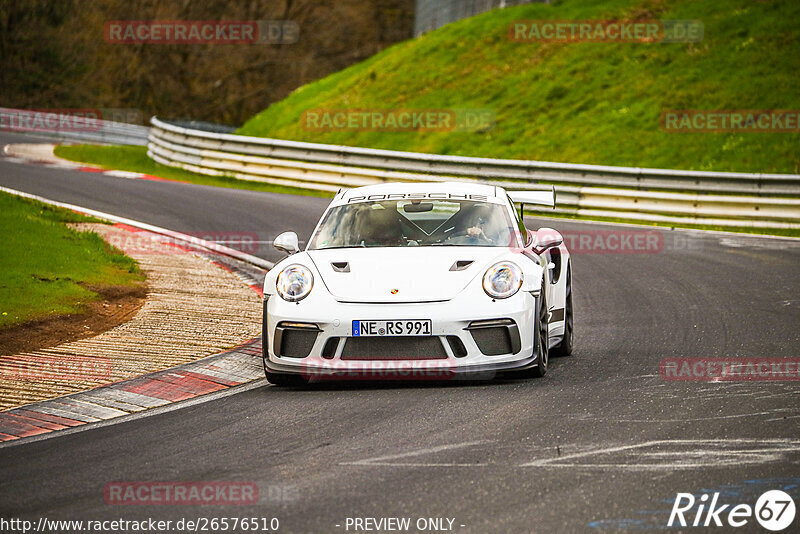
(449, 260, 474, 271)
(331, 262, 350, 272)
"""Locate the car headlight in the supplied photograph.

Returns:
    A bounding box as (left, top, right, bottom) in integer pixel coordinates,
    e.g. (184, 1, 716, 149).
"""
(276, 264, 314, 302)
(482, 262, 523, 299)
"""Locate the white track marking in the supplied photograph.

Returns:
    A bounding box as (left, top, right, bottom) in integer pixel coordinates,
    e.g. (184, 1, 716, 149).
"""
(765, 414, 800, 422)
(578, 410, 781, 423)
(520, 439, 800, 470)
(340, 440, 491, 467)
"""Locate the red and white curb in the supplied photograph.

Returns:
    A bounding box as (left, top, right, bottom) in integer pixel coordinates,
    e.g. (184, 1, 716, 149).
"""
(0, 338, 264, 443)
(2, 143, 174, 183)
(0, 187, 273, 445)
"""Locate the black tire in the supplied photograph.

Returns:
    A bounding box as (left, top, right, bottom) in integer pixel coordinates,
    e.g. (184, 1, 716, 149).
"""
(512, 282, 549, 379)
(551, 267, 573, 357)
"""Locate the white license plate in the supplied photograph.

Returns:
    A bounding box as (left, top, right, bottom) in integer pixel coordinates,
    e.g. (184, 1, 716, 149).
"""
(352, 320, 432, 337)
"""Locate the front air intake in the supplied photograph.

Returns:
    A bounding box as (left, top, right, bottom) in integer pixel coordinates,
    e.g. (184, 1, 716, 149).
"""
(274, 322, 319, 358)
(446, 336, 468, 358)
(341, 336, 448, 360)
(321, 337, 340, 359)
(466, 319, 521, 356)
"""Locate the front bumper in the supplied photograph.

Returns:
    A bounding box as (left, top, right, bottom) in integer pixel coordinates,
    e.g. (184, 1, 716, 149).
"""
(263, 287, 539, 380)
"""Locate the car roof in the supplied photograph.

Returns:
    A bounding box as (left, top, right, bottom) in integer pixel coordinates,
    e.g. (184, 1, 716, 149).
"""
(334, 181, 504, 204)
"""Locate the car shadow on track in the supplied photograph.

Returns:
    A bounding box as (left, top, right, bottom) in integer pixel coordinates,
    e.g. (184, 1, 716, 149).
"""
(260, 373, 554, 392)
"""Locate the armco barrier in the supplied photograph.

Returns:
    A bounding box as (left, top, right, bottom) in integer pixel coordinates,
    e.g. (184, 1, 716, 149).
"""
(148, 117, 800, 229)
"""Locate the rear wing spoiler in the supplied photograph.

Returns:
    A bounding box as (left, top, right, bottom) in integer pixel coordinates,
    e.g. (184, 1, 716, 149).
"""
(507, 186, 556, 209)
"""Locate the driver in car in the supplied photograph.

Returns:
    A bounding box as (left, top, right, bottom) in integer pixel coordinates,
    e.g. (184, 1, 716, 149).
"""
(459, 204, 500, 244)
(466, 217, 491, 242)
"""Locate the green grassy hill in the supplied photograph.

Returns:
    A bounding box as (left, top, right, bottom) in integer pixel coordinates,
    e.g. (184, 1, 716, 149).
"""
(238, 0, 800, 174)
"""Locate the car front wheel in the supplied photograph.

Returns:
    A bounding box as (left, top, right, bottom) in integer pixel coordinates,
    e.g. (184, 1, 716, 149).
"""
(512, 281, 548, 379)
(552, 267, 573, 357)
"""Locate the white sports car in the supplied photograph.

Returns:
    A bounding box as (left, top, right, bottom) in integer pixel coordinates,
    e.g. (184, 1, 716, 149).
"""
(262, 181, 573, 385)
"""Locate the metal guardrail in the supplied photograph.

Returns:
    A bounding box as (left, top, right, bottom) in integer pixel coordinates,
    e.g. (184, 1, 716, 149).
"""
(0, 108, 149, 146)
(148, 116, 800, 229)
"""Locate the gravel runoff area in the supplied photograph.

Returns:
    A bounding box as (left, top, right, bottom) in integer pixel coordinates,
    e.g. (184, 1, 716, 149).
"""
(0, 223, 263, 411)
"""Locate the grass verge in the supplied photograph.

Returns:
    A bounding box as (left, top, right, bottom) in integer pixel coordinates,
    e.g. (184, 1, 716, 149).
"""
(0, 191, 145, 329)
(54, 144, 334, 198)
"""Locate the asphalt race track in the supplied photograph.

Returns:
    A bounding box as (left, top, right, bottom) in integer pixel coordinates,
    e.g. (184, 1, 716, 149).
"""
(1, 133, 799, 532)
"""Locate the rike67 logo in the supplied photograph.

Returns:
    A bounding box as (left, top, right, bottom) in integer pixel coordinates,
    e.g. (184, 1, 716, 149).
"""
(669, 490, 796, 531)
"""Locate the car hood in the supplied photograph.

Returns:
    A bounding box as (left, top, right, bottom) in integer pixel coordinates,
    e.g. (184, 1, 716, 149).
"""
(307, 247, 507, 303)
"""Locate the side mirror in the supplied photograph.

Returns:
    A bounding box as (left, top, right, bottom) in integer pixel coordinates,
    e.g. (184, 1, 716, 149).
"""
(532, 228, 563, 253)
(274, 231, 299, 255)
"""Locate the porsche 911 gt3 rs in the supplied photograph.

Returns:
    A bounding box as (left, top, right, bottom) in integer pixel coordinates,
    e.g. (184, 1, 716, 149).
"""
(262, 181, 573, 385)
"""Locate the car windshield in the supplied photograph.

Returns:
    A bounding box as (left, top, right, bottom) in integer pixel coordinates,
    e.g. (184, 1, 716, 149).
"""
(308, 199, 516, 249)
